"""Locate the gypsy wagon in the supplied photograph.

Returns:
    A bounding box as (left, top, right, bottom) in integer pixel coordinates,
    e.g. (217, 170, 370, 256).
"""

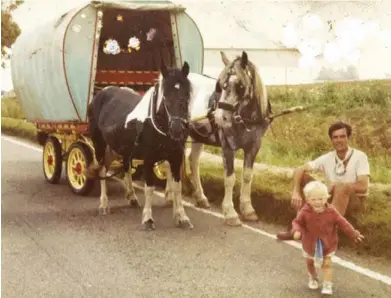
(10, 0, 205, 195)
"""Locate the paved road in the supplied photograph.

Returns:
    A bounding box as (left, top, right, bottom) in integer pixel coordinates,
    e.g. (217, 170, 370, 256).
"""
(2, 136, 391, 298)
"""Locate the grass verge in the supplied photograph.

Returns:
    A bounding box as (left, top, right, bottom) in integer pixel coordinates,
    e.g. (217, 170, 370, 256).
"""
(182, 160, 391, 260)
(189, 79, 391, 184)
(1, 117, 38, 143)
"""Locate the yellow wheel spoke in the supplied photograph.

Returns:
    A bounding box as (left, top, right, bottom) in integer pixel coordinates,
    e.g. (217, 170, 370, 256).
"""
(44, 141, 58, 180)
(67, 146, 89, 191)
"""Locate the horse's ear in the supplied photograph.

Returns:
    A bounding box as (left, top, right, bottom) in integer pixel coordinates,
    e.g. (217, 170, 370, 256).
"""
(220, 51, 230, 66)
(240, 51, 248, 69)
(182, 61, 190, 78)
(215, 81, 222, 93)
(161, 58, 168, 78)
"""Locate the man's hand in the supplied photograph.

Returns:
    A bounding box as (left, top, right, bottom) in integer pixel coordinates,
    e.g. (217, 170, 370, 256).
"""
(291, 164, 311, 210)
(293, 231, 301, 240)
(291, 190, 303, 210)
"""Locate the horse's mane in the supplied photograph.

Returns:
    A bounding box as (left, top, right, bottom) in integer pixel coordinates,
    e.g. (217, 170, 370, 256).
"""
(219, 57, 270, 119)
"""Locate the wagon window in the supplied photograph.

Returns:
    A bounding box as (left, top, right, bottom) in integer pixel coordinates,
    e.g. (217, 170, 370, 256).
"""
(94, 8, 176, 94)
(96, 9, 175, 71)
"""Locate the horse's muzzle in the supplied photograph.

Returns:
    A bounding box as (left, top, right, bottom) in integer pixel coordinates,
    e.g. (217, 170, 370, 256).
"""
(169, 118, 189, 142)
(214, 108, 233, 128)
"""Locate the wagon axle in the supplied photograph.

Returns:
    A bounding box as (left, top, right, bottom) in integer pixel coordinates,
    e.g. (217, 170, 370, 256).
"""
(47, 155, 53, 166)
(73, 163, 82, 175)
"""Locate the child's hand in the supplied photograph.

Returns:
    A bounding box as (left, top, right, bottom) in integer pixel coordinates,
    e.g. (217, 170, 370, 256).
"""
(354, 231, 365, 243)
(293, 231, 301, 240)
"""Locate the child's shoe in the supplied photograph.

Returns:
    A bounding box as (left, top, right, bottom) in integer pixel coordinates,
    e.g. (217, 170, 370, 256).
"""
(308, 275, 319, 290)
(321, 281, 333, 295)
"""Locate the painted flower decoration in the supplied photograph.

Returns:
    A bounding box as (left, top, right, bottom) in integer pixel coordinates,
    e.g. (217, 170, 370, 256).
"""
(128, 36, 140, 52)
(146, 28, 157, 41)
(103, 38, 120, 55)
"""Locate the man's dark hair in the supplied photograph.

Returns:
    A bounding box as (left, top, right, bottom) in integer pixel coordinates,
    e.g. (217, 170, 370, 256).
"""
(328, 121, 352, 138)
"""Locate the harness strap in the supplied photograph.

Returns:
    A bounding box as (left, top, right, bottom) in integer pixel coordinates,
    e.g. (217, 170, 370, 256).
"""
(217, 101, 236, 112)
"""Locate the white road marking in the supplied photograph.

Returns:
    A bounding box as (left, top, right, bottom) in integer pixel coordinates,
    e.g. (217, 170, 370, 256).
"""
(2, 135, 43, 153)
(2, 134, 391, 286)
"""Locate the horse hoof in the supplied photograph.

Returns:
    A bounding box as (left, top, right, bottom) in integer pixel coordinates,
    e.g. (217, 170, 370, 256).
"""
(177, 220, 194, 230)
(224, 217, 242, 226)
(242, 212, 259, 222)
(129, 199, 141, 208)
(99, 206, 110, 215)
(196, 199, 210, 209)
(142, 219, 155, 231)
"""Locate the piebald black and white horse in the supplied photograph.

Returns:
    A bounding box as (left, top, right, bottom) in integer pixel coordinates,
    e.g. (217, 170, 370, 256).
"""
(165, 51, 302, 226)
(86, 61, 194, 230)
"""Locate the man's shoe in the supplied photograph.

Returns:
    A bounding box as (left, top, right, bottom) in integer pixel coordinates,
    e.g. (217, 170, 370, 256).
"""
(276, 230, 294, 241)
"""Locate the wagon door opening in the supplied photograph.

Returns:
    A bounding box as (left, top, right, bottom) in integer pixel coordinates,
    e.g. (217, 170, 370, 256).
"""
(93, 8, 176, 96)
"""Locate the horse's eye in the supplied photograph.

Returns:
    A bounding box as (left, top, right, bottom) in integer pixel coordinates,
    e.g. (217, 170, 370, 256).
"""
(236, 84, 245, 94)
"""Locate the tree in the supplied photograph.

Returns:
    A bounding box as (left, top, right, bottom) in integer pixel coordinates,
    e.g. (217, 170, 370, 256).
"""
(1, 0, 24, 68)
(316, 65, 359, 81)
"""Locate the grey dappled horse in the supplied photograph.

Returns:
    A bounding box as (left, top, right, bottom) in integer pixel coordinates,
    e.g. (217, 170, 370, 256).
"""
(165, 51, 301, 226)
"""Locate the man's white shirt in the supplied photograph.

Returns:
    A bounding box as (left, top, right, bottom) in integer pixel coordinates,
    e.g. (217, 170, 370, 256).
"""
(307, 148, 370, 196)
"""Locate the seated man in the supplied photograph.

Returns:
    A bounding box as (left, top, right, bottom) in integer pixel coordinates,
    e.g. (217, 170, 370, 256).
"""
(277, 121, 370, 240)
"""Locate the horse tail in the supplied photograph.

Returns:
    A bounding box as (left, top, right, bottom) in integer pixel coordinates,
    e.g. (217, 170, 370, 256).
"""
(85, 90, 111, 178)
(87, 89, 109, 135)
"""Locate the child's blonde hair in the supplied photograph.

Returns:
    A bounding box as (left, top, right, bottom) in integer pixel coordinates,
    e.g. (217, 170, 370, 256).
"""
(303, 181, 330, 199)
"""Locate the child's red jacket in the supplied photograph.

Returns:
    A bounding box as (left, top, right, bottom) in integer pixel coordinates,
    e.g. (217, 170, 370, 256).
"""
(292, 203, 360, 256)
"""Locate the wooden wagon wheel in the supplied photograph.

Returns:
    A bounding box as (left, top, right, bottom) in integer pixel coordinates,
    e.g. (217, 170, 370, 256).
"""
(42, 136, 62, 184)
(65, 142, 95, 195)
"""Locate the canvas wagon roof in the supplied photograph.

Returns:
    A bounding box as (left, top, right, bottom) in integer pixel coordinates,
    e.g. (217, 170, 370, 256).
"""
(90, 0, 186, 12)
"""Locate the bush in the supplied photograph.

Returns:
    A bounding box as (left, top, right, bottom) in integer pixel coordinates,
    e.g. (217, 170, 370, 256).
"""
(1, 96, 25, 119)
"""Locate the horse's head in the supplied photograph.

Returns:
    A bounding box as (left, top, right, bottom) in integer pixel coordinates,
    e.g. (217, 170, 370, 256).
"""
(214, 51, 269, 129)
(157, 60, 192, 142)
